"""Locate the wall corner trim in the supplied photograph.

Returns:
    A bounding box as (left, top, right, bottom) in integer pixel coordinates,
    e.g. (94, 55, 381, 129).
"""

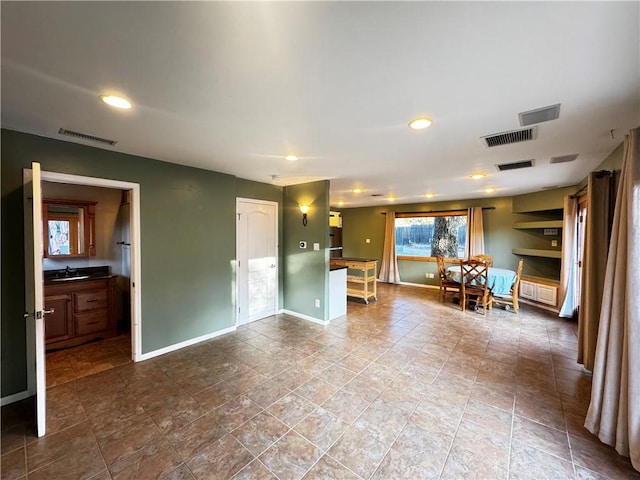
(280, 309, 330, 326)
(1, 389, 31, 407)
(138, 326, 236, 362)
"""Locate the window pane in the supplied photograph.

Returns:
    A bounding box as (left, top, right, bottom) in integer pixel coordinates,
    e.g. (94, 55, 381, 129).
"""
(48, 220, 71, 255)
(395, 215, 467, 258)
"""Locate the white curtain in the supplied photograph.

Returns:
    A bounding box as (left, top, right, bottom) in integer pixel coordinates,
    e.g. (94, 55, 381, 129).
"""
(465, 207, 485, 259)
(559, 196, 579, 318)
(378, 211, 401, 283)
(585, 127, 640, 472)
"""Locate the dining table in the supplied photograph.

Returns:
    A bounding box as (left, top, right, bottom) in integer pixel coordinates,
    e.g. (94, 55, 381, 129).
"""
(446, 265, 517, 296)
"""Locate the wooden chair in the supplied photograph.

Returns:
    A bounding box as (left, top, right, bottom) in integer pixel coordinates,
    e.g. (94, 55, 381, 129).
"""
(470, 254, 493, 267)
(436, 255, 460, 302)
(460, 259, 491, 314)
(492, 259, 524, 313)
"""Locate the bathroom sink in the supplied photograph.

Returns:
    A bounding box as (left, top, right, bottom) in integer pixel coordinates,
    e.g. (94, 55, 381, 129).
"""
(50, 275, 90, 282)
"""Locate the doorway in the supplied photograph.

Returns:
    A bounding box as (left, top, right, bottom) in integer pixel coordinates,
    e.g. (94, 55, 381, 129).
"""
(25, 167, 142, 436)
(236, 198, 278, 325)
(42, 182, 132, 386)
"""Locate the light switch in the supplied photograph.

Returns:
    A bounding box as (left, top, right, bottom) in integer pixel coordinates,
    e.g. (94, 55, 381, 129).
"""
(313, 243, 320, 250)
(551, 240, 558, 247)
(365, 238, 371, 244)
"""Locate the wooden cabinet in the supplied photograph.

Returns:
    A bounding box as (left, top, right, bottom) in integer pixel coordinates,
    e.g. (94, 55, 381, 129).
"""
(44, 293, 73, 344)
(330, 258, 377, 304)
(520, 277, 559, 309)
(44, 277, 117, 350)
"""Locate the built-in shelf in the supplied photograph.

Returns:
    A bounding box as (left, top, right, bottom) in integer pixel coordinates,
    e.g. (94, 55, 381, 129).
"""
(512, 248, 562, 259)
(513, 220, 563, 229)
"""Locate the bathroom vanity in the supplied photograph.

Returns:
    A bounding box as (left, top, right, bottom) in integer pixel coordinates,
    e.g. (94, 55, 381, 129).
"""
(44, 267, 117, 350)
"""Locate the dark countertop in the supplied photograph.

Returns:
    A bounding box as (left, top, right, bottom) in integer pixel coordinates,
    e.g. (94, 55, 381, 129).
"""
(330, 265, 348, 271)
(44, 266, 116, 285)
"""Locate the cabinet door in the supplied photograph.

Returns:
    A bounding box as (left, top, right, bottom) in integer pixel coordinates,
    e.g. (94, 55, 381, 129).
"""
(520, 281, 536, 300)
(44, 294, 73, 344)
(536, 284, 558, 306)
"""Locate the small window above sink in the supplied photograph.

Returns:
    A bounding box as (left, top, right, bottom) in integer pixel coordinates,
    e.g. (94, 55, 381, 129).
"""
(43, 198, 97, 258)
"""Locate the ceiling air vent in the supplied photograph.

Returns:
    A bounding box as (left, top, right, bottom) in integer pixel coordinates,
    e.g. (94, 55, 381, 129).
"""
(550, 153, 579, 164)
(481, 127, 537, 148)
(58, 128, 118, 146)
(495, 159, 535, 172)
(370, 193, 384, 197)
(519, 103, 561, 127)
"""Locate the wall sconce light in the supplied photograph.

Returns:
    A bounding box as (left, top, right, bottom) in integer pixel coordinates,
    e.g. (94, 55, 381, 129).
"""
(299, 204, 310, 226)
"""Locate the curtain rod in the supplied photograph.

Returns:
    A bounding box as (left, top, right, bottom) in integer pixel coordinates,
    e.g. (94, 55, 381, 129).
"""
(381, 206, 495, 215)
(570, 185, 588, 198)
(570, 170, 613, 198)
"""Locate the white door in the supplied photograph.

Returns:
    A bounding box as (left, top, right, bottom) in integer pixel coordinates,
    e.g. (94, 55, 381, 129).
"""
(237, 199, 278, 325)
(23, 162, 47, 437)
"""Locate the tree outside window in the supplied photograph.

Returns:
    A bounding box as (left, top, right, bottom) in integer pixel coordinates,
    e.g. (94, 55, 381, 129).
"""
(395, 211, 467, 260)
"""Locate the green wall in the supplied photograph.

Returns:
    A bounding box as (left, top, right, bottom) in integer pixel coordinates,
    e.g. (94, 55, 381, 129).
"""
(283, 181, 330, 320)
(1, 129, 285, 397)
(341, 190, 576, 287)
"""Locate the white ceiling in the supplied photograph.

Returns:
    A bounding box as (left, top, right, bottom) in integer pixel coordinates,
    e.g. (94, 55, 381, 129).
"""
(2, 2, 639, 208)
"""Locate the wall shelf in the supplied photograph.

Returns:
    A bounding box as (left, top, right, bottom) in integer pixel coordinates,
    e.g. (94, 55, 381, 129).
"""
(512, 248, 562, 259)
(513, 220, 563, 229)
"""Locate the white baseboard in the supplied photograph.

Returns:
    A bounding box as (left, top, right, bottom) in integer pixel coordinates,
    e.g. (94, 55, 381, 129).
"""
(1, 389, 31, 406)
(138, 326, 236, 361)
(280, 309, 330, 325)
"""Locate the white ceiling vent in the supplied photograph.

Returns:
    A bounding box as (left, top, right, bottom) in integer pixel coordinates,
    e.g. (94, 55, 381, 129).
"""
(495, 159, 535, 172)
(550, 153, 579, 164)
(58, 128, 118, 146)
(481, 127, 537, 148)
(518, 104, 561, 127)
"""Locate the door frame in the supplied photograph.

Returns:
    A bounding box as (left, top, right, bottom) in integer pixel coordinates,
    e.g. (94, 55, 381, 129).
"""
(235, 198, 279, 326)
(26, 170, 143, 411)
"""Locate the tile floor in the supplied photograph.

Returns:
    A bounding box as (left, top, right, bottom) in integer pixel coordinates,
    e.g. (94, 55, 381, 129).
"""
(2, 284, 639, 479)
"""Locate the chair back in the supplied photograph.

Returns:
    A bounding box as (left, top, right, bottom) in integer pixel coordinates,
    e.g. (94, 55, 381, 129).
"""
(470, 254, 493, 267)
(512, 258, 524, 296)
(461, 259, 489, 291)
(436, 255, 447, 281)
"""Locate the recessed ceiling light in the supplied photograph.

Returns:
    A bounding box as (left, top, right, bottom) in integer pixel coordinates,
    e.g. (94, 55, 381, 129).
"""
(387, 196, 396, 202)
(470, 173, 487, 180)
(352, 188, 363, 193)
(484, 186, 496, 194)
(284, 154, 298, 161)
(425, 193, 436, 199)
(99, 94, 132, 109)
(408, 117, 432, 130)
(337, 201, 345, 206)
